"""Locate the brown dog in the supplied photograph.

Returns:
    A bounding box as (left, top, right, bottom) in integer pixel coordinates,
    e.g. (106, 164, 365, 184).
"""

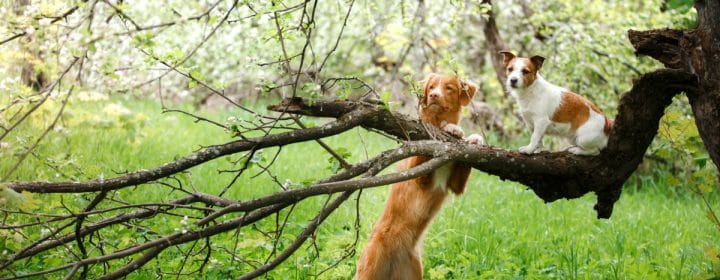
(354, 74, 484, 280)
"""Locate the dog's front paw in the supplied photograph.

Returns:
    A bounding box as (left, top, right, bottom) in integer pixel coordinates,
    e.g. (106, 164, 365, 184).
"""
(465, 134, 485, 146)
(442, 123, 465, 138)
(518, 145, 537, 154)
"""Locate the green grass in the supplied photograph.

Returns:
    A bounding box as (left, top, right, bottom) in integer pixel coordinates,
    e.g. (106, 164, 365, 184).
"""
(1, 96, 718, 279)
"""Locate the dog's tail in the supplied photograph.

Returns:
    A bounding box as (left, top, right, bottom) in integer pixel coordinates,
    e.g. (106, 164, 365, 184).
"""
(604, 117, 614, 135)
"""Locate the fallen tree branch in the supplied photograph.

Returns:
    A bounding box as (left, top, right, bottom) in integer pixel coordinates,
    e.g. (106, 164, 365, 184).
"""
(237, 190, 354, 280)
(5, 107, 371, 193)
(0, 65, 700, 280)
(6, 69, 697, 219)
(7, 202, 292, 280)
(2, 1, 716, 278)
(268, 69, 699, 218)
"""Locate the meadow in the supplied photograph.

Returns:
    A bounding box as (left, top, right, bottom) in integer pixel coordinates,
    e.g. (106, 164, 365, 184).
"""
(2, 96, 718, 279)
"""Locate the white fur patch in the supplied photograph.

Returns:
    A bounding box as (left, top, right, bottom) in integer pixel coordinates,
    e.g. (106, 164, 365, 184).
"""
(465, 133, 485, 145)
(570, 106, 608, 155)
(506, 59, 529, 89)
(432, 163, 453, 191)
(428, 81, 444, 99)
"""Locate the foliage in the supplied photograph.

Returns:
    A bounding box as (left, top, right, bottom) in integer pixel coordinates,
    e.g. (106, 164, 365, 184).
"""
(0, 0, 713, 191)
(0, 0, 718, 278)
(0, 98, 717, 278)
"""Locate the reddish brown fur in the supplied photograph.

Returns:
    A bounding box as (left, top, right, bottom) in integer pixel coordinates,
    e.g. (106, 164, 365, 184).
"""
(419, 74, 475, 127)
(552, 92, 592, 132)
(552, 91, 612, 135)
(604, 118, 614, 135)
(355, 74, 476, 279)
(500, 52, 545, 88)
(418, 74, 476, 195)
(521, 58, 539, 87)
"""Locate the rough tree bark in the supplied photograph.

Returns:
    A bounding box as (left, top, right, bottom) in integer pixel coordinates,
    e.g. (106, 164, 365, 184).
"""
(628, 0, 720, 170)
(268, 68, 697, 219)
(3, 2, 719, 278)
(477, 0, 509, 94)
(6, 66, 698, 222)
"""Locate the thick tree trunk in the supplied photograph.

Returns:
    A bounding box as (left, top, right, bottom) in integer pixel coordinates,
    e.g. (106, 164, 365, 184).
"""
(478, 0, 509, 94)
(690, 0, 720, 167)
(6, 1, 717, 223)
(629, 0, 720, 169)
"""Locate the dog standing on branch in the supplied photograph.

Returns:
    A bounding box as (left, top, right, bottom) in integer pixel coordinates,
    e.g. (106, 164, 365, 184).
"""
(354, 74, 484, 279)
(500, 51, 613, 156)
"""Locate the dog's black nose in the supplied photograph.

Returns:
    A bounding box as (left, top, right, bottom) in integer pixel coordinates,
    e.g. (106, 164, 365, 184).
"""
(510, 78, 518, 85)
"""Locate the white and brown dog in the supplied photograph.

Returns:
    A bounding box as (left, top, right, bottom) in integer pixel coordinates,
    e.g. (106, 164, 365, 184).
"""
(500, 51, 613, 155)
(354, 74, 483, 280)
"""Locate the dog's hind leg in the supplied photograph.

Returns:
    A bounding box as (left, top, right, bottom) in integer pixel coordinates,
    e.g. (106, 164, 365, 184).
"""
(390, 252, 423, 280)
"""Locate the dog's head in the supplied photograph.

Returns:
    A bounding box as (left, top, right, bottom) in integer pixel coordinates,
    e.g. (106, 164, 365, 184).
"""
(499, 51, 545, 90)
(419, 74, 477, 124)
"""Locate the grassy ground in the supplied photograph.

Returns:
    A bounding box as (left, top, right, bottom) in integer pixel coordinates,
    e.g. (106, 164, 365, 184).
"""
(1, 96, 719, 279)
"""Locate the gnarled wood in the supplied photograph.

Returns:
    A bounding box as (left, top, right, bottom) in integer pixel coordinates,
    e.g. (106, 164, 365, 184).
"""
(270, 69, 698, 218)
(690, 0, 720, 168)
(628, 1, 720, 170)
(628, 28, 688, 70)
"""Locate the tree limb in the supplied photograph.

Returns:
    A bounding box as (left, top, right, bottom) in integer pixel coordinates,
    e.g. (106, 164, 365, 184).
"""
(6, 69, 697, 220)
(268, 69, 698, 218)
(6, 107, 371, 193)
(628, 0, 720, 172)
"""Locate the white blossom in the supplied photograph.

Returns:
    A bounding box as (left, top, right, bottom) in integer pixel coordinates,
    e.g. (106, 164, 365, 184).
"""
(39, 18, 52, 26)
(24, 26, 35, 35)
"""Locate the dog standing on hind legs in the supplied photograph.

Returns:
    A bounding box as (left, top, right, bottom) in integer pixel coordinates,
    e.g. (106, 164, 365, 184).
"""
(354, 74, 484, 280)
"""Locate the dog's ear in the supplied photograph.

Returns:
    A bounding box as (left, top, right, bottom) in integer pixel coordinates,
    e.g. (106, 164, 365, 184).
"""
(530, 55, 545, 71)
(460, 79, 478, 106)
(420, 73, 437, 105)
(499, 51, 516, 67)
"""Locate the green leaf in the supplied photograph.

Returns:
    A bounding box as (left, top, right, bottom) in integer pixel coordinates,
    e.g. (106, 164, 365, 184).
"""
(0, 185, 39, 210)
(133, 31, 156, 48)
(167, 47, 184, 63)
(664, 174, 680, 187)
(379, 91, 392, 108)
(250, 150, 265, 164)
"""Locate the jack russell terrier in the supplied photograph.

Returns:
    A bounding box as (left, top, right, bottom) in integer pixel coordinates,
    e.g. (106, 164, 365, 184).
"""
(500, 51, 613, 155)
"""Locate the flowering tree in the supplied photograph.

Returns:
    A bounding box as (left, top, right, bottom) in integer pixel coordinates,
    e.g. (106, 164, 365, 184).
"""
(0, 0, 717, 278)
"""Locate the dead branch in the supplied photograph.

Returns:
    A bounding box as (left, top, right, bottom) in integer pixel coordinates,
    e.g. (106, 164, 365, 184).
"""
(4, 2, 718, 277)
(7, 68, 697, 215)
(6, 107, 371, 193)
(267, 69, 699, 218)
(1, 66, 699, 278)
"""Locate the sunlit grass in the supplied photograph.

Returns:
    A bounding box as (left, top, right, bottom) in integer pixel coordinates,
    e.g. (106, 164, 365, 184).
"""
(1, 97, 718, 279)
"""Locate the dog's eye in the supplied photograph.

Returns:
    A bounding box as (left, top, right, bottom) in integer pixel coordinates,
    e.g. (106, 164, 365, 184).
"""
(508, 67, 514, 72)
(522, 69, 530, 74)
